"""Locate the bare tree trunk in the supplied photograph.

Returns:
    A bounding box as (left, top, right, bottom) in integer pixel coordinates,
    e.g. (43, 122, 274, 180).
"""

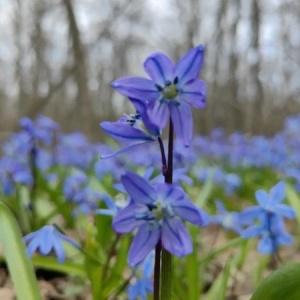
(227, 0, 241, 132)
(13, 0, 28, 116)
(62, 0, 93, 133)
(248, 0, 263, 134)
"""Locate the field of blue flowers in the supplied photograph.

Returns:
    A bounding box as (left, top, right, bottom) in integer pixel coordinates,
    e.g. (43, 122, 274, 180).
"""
(1, 46, 300, 300)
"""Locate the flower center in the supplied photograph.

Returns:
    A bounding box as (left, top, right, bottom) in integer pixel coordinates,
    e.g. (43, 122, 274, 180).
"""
(162, 83, 178, 100)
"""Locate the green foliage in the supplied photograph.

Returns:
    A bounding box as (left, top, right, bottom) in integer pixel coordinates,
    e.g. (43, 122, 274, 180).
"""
(0, 202, 41, 300)
(250, 263, 300, 300)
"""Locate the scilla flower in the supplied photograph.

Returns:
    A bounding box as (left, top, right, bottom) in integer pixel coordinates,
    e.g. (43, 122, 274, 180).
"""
(112, 171, 208, 266)
(111, 46, 206, 146)
(100, 98, 161, 158)
(23, 225, 79, 263)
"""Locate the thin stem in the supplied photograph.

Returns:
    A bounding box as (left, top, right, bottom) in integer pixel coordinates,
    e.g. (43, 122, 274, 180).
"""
(154, 242, 162, 300)
(158, 137, 167, 176)
(165, 118, 174, 184)
(161, 117, 174, 300)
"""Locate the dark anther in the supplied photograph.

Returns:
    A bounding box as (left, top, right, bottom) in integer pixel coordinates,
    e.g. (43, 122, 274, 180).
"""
(173, 76, 179, 84)
(155, 83, 163, 91)
(165, 80, 171, 86)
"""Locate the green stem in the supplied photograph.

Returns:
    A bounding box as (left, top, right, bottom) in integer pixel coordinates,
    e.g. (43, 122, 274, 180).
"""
(161, 118, 174, 299)
(161, 249, 172, 299)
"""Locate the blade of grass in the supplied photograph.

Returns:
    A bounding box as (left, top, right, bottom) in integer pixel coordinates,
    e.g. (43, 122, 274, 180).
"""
(0, 202, 41, 300)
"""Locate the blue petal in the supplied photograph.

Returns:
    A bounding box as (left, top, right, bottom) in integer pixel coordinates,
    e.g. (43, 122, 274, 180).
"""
(242, 225, 264, 238)
(100, 141, 153, 159)
(174, 45, 205, 87)
(156, 184, 185, 202)
(270, 181, 285, 204)
(257, 236, 274, 253)
(274, 204, 296, 219)
(180, 79, 206, 108)
(129, 98, 161, 136)
(128, 223, 160, 267)
(100, 122, 155, 143)
(255, 190, 270, 207)
(121, 172, 157, 205)
(143, 52, 174, 86)
(169, 101, 193, 147)
(113, 204, 147, 233)
(172, 200, 209, 226)
(239, 206, 263, 224)
(161, 218, 192, 256)
(52, 238, 66, 263)
(147, 98, 170, 129)
(111, 77, 159, 101)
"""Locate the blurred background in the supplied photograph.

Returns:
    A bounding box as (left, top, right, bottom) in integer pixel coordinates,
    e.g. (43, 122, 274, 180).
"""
(0, 0, 299, 141)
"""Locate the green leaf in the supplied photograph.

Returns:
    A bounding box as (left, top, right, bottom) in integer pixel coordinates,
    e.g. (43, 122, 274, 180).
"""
(286, 184, 300, 225)
(250, 263, 300, 300)
(0, 202, 42, 300)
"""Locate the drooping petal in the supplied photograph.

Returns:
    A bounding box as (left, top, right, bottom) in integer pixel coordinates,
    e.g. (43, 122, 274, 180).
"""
(174, 45, 205, 87)
(111, 77, 159, 101)
(100, 122, 155, 143)
(143, 52, 174, 86)
(169, 101, 193, 147)
(239, 206, 263, 224)
(121, 172, 157, 205)
(26, 237, 40, 257)
(147, 98, 170, 129)
(129, 97, 161, 136)
(52, 238, 66, 263)
(255, 190, 270, 207)
(171, 199, 209, 226)
(242, 225, 264, 238)
(161, 218, 192, 256)
(100, 141, 153, 159)
(128, 223, 161, 267)
(180, 79, 206, 109)
(113, 204, 147, 233)
(270, 181, 285, 204)
(273, 204, 296, 219)
(257, 236, 274, 253)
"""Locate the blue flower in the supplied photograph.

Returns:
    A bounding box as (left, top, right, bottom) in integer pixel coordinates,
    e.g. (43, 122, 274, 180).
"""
(209, 200, 244, 235)
(100, 98, 161, 158)
(242, 214, 293, 254)
(241, 182, 296, 254)
(112, 171, 208, 266)
(23, 225, 79, 263)
(254, 181, 295, 219)
(127, 252, 154, 300)
(111, 46, 206, 146)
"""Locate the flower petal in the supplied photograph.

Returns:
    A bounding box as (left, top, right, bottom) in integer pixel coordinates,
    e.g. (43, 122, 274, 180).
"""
(113, 204, 147, 233)
(128, 223, 160, 266)
(180, 79, 206, 109)
(257, 236, 274, 253)
(156, 184, 185, 202)
(169, 101, 193, 147)
(147, 98, 170, 129)
(111, 77, 159, 101)
(171, 199, 209, 226)
(121, 172, 157, 205)
(129, 97, 161, 136)
(242, 225, 264, 238)
(270, 181, 285, 204)
(255, 190, 270, 207)
(174, 45, 205, 87)
(100, 121, 155, 143)
(100, 141, 153, 159)
(143, 52, 174, 86)
(161, 218, 192, 256)
(273, 204, 296, 219)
